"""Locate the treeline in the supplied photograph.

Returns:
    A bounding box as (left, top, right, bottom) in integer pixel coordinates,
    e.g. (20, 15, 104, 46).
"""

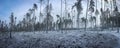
(0, 0, 120, 32)
(0, 20, 8, 32)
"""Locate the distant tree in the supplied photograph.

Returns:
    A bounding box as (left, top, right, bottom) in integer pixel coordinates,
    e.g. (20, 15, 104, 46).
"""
(43, 13, 53, 30)
(10, 13, 14, 31)
(71, 10, 75, 28)
(72, 0, 83, 28)
(64, 13, 73, 28)
(113, 6, 119, 32)
(85, 0, 89, 30)
(100, 8, 110, 29)
(103, 0, 109, 28)
(35, 22, 40, 31)
(32, 3, 38, 31)
(4, 23, 8, 32)
(64, 0, 67, 18)
(27, 8, 34, 31)
(46, 0, 50, 32)
(1, 20, 8, 32)
(43, 0, 54, 31)
(113, 0, 117, 9)
(104, 0, 108, 3)
(9, 12, 15, 38)
(0, 20, 1, 32)
(33, 3, 38, 10)
(28, 8, 34, 15)
(81, 17, 87, 29)
(25, 12, 31, 31)
(100, 8, 104, 29)
(22, 18, 25, 31)
(56, 15, 60, 30)
(47, 3, 53, 30)
(17, 21, 23, 31)
(105, 8, 110, 27)
(45, 3, 52, 14)
(109, 0, 113, 29)
(95, 0, 99, 16)
(103, 0, 108, 11)
(89, 16, 96, 28)
(39, 0, 44, 23)
(100, 0, 104, 29)
(89, 0, 95, 13)
(26, 13, 30, 21)
(95, 0, 99, 28)
(14, 17, 17, 31)
(89, 0, 95, 28)
(0, 21, 4, 32)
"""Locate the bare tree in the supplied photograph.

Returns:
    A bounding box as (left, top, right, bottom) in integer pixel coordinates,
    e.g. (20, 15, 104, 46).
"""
(95, 0, 99, 28)
(113, 0, 117, 9)
(85, 0, 89, 30)
(56, 15, 60, 30)
(32, 3, 38, 31)
(100, 0, 104, 30)
(113, 0, 119, 32)
(9, 12, 15, 38)
(110, 0, 113, 30)
(0, 21, 4, 32)
(89, 0, 95, 28)
(72, 0, 83, 28)
(39, 0, 44, 23)
(114, 6, 119, 32)
(81, 17, 87, 29)
(0, 20, 1, 32)
(25, 12, 31, 31)
(43, 0, 54, 32)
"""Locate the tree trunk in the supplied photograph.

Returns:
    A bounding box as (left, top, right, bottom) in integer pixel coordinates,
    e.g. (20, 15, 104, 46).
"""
(85, 0, 89, 31)
(40, 2, 42, 23)
(117, 17, 119, 33)
(46, 0, 49, 33)
(32, 5, 36, 32)
(95, 0, 97, 28)
(10, 28, 12, 38)
(64, 0, 68, 29)
(91, 13, 93, 28)
(110, 0, 113, 30)
(77, 13, 80, 28)
(10, 23, 13, 38)
(101, 0, 103, 30)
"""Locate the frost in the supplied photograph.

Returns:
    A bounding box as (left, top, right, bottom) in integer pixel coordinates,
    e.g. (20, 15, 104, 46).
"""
(0, 30, 120, 48)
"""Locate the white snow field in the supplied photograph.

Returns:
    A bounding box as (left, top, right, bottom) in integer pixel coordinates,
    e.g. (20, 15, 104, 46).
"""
(0, 30, 120, 48)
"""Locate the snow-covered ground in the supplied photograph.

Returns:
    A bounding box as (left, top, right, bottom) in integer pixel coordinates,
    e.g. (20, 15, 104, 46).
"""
(0, 30, 120, 48)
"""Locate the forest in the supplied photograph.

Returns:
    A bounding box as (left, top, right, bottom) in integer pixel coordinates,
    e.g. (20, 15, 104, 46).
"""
(0, 0, 120, 32)
(1, 0, 120, 48)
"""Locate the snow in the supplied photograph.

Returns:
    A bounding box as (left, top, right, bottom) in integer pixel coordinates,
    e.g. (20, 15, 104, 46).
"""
(0, 30, 120, 48)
